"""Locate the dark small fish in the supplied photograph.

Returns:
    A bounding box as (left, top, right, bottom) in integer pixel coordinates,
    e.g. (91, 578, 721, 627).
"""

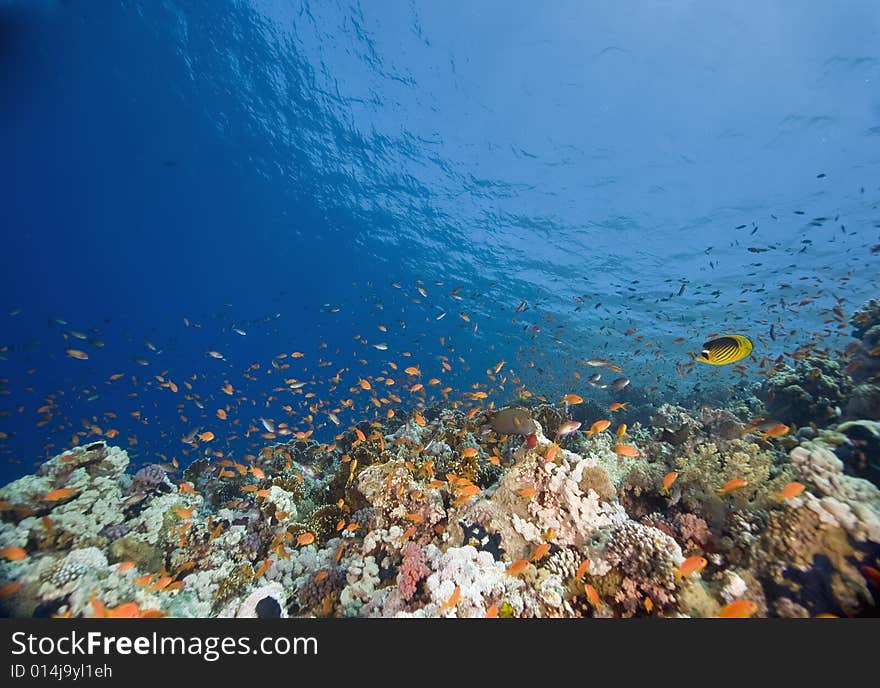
(678, 283, 686, 296)
(735, 224, 747, 230)
(610, 377, 630, 391)
(816, 173, 826, 178)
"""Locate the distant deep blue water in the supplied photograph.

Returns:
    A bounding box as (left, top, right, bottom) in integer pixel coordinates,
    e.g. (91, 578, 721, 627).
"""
(1, 0, 878, 482)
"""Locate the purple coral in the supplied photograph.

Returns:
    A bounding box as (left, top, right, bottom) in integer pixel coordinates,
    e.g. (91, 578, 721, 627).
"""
(131, 464, 167, 492)
(240, 532, 262, 559)
(397, 542, 430, 601)
(102, 523, 131, 541)
(349, 507, 378, 531)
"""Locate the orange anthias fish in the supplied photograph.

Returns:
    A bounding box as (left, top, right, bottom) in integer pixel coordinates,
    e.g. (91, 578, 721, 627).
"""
(777, 481, 805, 501)
(586, 420, 611, 436)
(505, 559, 530, 577)
(718, 478, 748, 495)
(197, 431, 214, 442)
(42, 488, 78, 502)
(584, 584, 601, 609)
(608, 402, 628, 411)
(296, 532, 316, 547)
(718, 600, 759, 618)
(439, 585, 460, 611)
(761, 423, 790, 438)
(662, 471, 679, 492)
(556, 420, 582, 438)
(0, 546, 27, 561)
(0, 581, 24, 598)
(677, 556, 708, 579)
(614, 444, 640, 457)
(562, 394, 584, 405)
(531, 543, 551, 561)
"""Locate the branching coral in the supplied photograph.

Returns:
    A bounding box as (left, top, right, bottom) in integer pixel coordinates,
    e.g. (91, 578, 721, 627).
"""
(397, 542, 430, 601)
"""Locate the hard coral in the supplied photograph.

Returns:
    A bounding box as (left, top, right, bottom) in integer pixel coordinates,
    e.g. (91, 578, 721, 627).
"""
(758, 357, 851, 427)
(599, 521, 683, 616)
(790, 444, 880, 543)
(297, 567, 345, 614)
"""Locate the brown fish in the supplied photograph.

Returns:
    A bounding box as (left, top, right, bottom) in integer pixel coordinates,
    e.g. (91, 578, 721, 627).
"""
(488, 407, 536, 436)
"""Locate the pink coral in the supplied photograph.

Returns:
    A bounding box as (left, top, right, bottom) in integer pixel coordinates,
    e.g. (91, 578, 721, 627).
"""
(398, 542, 430, 601)
(674, 512, 710, 550)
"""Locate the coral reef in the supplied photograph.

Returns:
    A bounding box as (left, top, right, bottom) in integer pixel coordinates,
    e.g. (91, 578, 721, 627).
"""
(1, 391, 878, 619)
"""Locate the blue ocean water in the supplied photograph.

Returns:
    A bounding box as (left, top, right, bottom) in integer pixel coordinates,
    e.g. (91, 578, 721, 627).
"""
(0, 0, 878, 483)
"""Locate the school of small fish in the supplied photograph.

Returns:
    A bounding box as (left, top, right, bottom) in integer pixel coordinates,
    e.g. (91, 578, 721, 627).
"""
(0, 247, 879, 620)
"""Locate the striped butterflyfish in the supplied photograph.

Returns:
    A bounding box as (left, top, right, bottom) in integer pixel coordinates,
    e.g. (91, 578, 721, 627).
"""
(696, 334, 753, 365)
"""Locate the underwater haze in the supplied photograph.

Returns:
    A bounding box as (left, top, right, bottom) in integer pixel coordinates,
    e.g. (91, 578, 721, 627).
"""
(0, 1, 879, 619)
